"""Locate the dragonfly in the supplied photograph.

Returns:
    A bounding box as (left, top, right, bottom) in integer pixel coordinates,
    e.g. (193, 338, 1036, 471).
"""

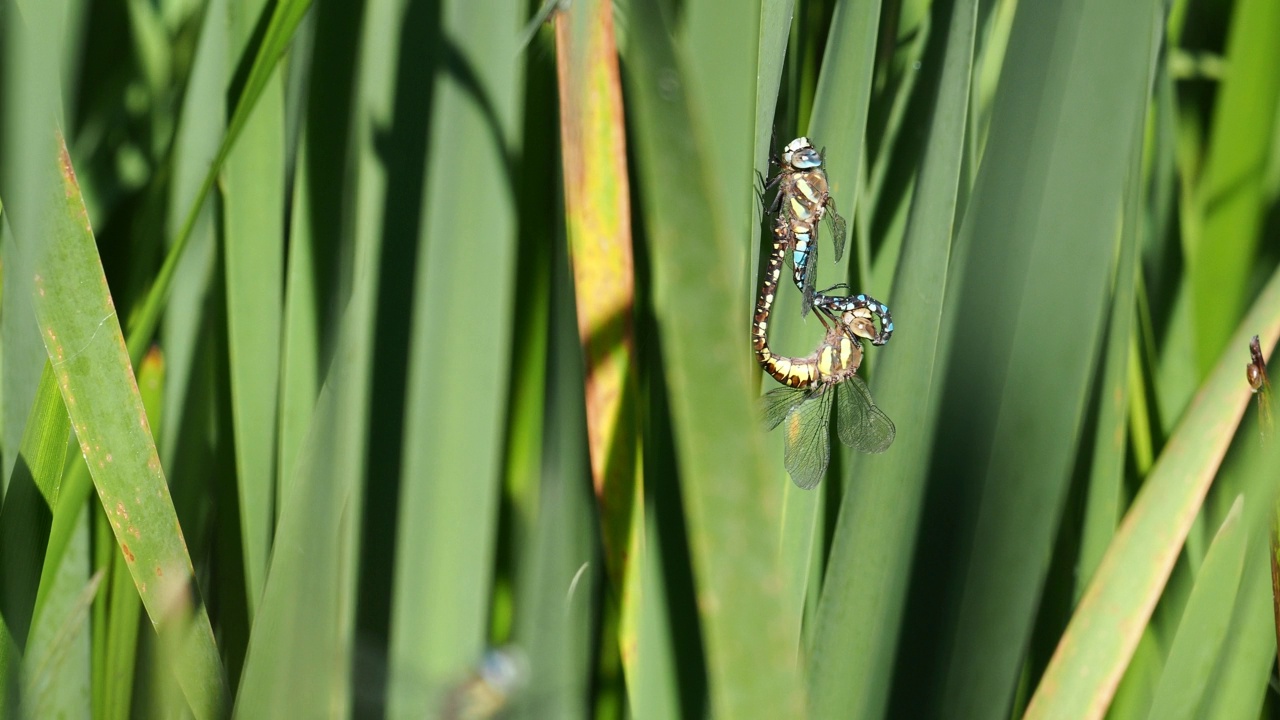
(813, 287, 894, 347)
(351, 643, 527, 719)
(1247, 334, 1273, 438)
(760, 137, 850, 319)
(440, 646, 528, 720)
(752, 216, 895, 488)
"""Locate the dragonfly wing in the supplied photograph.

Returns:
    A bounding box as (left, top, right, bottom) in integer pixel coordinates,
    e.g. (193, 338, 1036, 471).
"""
(836, 375, 896, 454)
(800, 231, 818, 318)
(783, 388, 833, 490)
(760, 386, 806, 431)
(827, 198, 847, 263)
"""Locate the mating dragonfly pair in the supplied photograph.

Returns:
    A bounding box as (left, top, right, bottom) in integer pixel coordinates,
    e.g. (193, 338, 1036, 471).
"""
(753, 137, 896, 488)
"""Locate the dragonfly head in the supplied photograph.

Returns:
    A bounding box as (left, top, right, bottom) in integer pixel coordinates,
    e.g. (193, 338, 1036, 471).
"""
(840, 308, 878, 342)
(782, 137, 823, 171)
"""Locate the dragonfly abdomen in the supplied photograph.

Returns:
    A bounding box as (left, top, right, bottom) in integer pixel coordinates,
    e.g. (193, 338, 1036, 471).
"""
(754, 217, 867, 389)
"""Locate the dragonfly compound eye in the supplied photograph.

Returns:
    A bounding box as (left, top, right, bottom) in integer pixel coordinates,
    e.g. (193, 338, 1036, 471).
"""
(782, 136, 813, 167)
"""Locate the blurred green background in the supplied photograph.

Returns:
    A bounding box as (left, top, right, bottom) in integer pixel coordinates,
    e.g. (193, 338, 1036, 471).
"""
(1, 0, 1279, 717)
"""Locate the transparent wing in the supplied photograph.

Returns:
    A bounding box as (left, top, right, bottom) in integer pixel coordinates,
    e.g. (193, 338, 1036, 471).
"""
(759, 386, 806, 431)
(835, 375, 896, 454)
(826, 197, 847, 263)
(783, 388, 834, 490)
(799, 230, 817, 318)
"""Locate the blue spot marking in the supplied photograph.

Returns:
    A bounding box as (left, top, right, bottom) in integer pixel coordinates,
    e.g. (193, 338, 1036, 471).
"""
(856, 294, 866, 302)
(886, 322, 894, 332)
(793, 251, 806, 267)
(880, 304, 888, 313)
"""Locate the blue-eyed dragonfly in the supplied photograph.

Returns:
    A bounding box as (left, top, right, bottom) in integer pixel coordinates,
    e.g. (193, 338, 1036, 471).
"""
(441, 646, 527, 720)
(1248, 335, 1273, 439)
(761, 137, 850, 320)
(752, 216, 895, 488)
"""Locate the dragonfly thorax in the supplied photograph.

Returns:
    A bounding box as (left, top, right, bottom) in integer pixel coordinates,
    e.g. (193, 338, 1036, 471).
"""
(814, 324, 864, 384)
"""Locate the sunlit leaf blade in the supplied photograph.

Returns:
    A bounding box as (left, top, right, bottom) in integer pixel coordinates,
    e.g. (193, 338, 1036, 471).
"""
(783, 388, 833, 491)
(748, 0, 794, 302)
(235, 0, 400, 714)
(834, 375, 894, 454)
(1144, 496, 1246, 720)
(1145, 338, 1280, 719)
(221, 0, 287, 617)
(23, 136, 229, 716)
(1195, 538, 1275, 719)
(1076, 114, 1146, 597)
(555, 0, 640, 611)
(23, 567, 100, 719)
(100, 348, 164, 720)
(233, 343, 362, 717)
(680, 0, 762, 253)
(1025, 266, 1280, 720)
(276, 0, 361, 503)
(126, 0, 313, 363)
(509, 251, 599, 720)
(890, 0, 1163, 715)
(1, 213, 50, 494)
(619, 0, 802, 713)
(1189, 0, 1280, 370)
(807, 0, 881, 291)
(808, 0, 974, 715)
(386, 0, 523, 715)
(751, 1, 817, 665)
(18, 0, 310, 688)
(0, 368, 69, 647)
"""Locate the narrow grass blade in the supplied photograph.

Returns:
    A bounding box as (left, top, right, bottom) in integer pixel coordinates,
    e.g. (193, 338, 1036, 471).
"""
(555, 0, 639, 599)
(385, 0, 523, 715)
(22, 136, 230, 717)
(1189, 0, 1280, 369)
(232, 343, 362, 716)
(902, 0, 1161, 715)
(1143, 495, 1246, 720)
(1184, 343, 1280, 719)
(276, 0, 362, 503)
(808, 1, 975, 717)
(22, 564, 99, 719)
(680, 0, 763, 252)
(234, 0, 402, 712)
(24, 0, 310, 670)
(1077, 155, 1144, 595)
(221, 0, 287, 616)
(1024, 265, 1280, 720)
(100, 348, 163, 720)
(160, 0, 225, 474)
(126, 0, 312, 362)
(551, 0, 647, 710)
(510, 245, 600, 719)
(808, 0, 882, 292)
(749, 0, 821, 653)
(0, 368, 70, 648)
(1, 217, 50, 490)
(1196, 537, 1275, 719)
(620, 0, 802, 715)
